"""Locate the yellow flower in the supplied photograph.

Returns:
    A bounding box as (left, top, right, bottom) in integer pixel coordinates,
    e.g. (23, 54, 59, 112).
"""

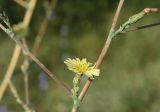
(64, 58, 100, 79)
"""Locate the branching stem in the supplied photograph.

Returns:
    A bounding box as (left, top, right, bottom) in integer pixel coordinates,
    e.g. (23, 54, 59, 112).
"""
(71, 0, 125, 112)
(72, 7, 159, 112)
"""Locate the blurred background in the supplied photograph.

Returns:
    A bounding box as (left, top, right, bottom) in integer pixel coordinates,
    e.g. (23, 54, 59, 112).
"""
(0, 0, 160, 112)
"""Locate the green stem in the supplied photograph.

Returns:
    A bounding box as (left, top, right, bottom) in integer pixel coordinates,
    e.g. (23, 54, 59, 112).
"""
(110, 10, 147, 39)
(71, 75, 81, 108)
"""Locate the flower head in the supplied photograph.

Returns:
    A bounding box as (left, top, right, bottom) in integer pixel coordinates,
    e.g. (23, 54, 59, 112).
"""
(64, 58, 100, 79)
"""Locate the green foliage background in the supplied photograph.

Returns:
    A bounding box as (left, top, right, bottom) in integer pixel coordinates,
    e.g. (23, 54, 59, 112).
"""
(0, 0, 160, 112)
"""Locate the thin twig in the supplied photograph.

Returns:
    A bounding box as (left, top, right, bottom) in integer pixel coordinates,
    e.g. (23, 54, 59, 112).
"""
(19, 40, 71, 94)
(96, 0, 125, 68)
(111, 8, 160, 37)
(21, 39, 30, 105)
(110, 1, 125, 31)
(21, 64, 30, 105)
(122, 21, 160, 33)
(71, 0, 125, 112)
(9, 81, 35, 112)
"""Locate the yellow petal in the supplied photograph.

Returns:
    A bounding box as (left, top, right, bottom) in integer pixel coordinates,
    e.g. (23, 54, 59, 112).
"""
(64, 58, 100, 78)
(84, 68, 100, 77)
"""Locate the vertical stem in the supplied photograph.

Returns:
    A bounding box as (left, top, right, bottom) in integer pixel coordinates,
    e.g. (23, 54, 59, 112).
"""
(95, 37, 112, 68)
(31, 17, 49, 55)
(72, 108, 77, 112)
(95, 0, 125, 67)
(22, 0, 37, 28)
(24, 68, 29, 105)
(21, 38, 30, 105)
(71, 0, 125, 111)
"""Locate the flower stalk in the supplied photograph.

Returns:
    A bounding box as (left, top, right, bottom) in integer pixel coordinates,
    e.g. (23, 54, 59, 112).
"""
(64, 58, 100, 110)
(71, 75, 81, 108)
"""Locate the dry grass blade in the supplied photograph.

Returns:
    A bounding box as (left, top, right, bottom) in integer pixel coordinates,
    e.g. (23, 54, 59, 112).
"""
(22, 0, 37, 28)
(0, 45, 21, 101)
(31, 18, 49, 55)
